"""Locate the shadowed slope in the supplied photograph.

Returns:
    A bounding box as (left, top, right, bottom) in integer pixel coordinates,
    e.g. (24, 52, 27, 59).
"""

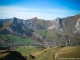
(0, 51, 26, 60)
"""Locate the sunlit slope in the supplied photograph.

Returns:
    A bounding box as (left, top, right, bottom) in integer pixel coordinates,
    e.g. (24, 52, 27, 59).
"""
(27, 46, 80, 60)
(57, 46, 80, 58)
(0, 46, 80, 60)
(0, 50, 8, 59)
(33, 46, 61, 60)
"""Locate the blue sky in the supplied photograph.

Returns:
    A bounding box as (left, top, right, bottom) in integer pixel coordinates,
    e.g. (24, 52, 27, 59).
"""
(0, 0, 80, 20)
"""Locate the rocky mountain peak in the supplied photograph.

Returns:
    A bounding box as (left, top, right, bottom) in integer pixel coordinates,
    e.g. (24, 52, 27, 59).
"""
(12, 17, 17, 21)
(12, 17, 18, 23)
(48, 17, 63, 31)
(54, 17, 61, 25)
(32, 17, 38, 20)
(56, 17, 60, 20)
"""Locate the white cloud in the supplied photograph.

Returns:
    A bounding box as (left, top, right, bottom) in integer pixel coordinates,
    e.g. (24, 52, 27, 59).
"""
(0, 6, 80, 20)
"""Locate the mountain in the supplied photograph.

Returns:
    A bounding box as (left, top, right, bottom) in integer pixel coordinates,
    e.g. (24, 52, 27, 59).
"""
(0, 17, 35, 37)
(0, 14, 80, 48)
(48, 17, 63, 31)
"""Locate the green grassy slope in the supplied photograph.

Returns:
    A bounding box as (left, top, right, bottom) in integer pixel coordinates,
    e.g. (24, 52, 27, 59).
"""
(15, 46, 42, 55)
(0, 34, 34, 45)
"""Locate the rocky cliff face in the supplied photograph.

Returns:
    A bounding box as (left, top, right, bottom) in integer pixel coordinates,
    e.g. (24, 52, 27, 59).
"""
(0, 17, 41, 38)
(0, 14, 80, 47)
(74, 18, 80, 33)
(48, 17, 63, 31)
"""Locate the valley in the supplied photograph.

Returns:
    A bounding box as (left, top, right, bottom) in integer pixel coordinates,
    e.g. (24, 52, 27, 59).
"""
(0, 14, 80, 60)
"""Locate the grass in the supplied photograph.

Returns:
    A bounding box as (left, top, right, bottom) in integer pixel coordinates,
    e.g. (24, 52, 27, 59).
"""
(37, 30, 58, 41)
(32, 46, 61, 60)
(15, 46, 42, 55)
(26, 46, 80, 60)
(0, 46, 80, 60)
(0, 50, 9, 59)
(57, 46, 80, 58)
(37, 29, 80, 46)
(37, 30, 46, 37)
(0, 34, 34, 45)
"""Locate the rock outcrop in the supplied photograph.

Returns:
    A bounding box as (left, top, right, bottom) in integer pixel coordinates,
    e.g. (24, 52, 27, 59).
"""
(48, 17, 63, 31)
(74, 18, 80, 33)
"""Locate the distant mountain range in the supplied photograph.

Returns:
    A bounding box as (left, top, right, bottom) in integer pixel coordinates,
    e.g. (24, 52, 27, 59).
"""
(0, 14, 80, 47)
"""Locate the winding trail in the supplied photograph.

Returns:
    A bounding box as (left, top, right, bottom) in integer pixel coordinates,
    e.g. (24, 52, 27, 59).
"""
(55, 53, 59, 59)
(53, 46, 63, 60)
